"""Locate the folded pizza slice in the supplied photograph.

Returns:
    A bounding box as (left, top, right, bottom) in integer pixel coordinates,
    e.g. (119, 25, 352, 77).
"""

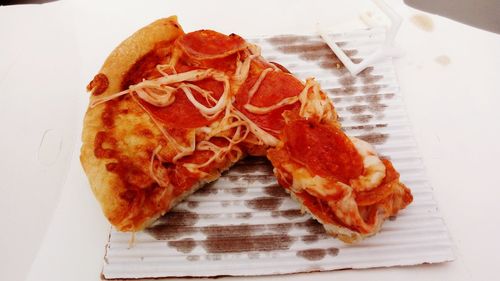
(267, 108, 413, 243)
(81, 18, 260, 231)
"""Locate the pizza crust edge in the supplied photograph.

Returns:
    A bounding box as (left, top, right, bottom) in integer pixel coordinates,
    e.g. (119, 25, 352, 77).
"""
(80, 16, 184, 231)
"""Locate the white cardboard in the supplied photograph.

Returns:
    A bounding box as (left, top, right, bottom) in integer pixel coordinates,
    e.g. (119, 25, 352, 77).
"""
(103, 29, 454, 279)
(0, 3, 82, 281)
(1, 1, 497, 281)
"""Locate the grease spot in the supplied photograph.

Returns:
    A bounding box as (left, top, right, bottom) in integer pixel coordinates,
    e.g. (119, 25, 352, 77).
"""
(276, 42, 332, 55)
(352, 114, 373, 123)
(245, 197, 283, 211)
(201, 224, 295, 253)
(344, 49, 358, 57)
(195, 182, 218, 196)
(362, 84, 382, 94)
(357, 133, 389, 145)
(369, 103, 387, 112)
(410, 14, 435, 32)
(327, 86, 357, 96)
(339, 75, 356, 87)
(271, 209, 305, 219)
(365, 94, 382, 103)
(301, 235, 319, 244)
(235, 212, 252, 219)
(267, 223, 293, 233)
(187, 201, 199, 209)
(146, 211, 199, 240)
(346, 124, 374, 131)
(327, 247, 340, 256)
(347, 104, 367, 114)
(225, 187, 247, 197)
(267, 35, 312, 45)
(202, 234, 295, 253)
(359, 67, 383, 84)
(435, 55, 451, 66)
(264, 184, 289, 197)
(295, 219, 326, 234)
(296, 248, 326, 261)
(187, 255, 200, 261)
(168, 238, 196, 253)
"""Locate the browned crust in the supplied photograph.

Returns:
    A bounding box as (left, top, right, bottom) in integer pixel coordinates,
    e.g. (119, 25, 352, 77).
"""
(80, 16, 184, 231)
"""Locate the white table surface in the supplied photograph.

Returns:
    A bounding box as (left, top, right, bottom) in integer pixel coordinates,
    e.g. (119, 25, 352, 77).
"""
(1, 0, 499, 280)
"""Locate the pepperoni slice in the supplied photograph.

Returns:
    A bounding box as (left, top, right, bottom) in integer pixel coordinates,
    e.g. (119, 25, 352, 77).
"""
(235, 69, 304, 135)
(139, 77, 224, 129)
(176, 30, 246, 60)
(284, 119, 364, 184)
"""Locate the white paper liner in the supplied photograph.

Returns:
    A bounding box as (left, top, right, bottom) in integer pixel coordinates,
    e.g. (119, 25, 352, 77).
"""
(102, 28, 454, 279)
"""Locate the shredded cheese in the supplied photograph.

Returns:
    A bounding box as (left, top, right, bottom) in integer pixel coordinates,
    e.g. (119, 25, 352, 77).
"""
(182, 106, 249, 174)
(156, 63, 176, 75)
(90, 89, 130, 108)
(233, 54, 258, 86)
(90, 43, 341, 184)
(246, 68, 273, 102)
(130, 94, 196, 160)
(179, 72, 230, 118)
(244, 96, 299, 114)
(134, 86, 176, 107)
(349, 137, 386, 191)
(128, 232, 136, 249)
(150, 145, 165, 186)
(233, 109, 279, 146)
(298, 78, 334, 122)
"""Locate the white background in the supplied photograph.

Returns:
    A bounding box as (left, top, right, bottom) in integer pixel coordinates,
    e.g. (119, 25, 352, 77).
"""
(0, 0, 499, 280)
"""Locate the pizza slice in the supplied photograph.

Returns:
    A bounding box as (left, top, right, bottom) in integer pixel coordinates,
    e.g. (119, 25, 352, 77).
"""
(267, 109, 413, 243)
(236, 71, 413, 243)
(81, 17, 257, 231)
(81, 16, 412, 242)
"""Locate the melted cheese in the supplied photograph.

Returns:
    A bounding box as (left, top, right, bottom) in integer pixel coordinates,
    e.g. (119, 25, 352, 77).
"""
(349, 137, 386, 191)
(298, 78, 334, 121)
(233, 109, 279, 146)
(179, 73, 230, 118)
(286, 165, 348, 198)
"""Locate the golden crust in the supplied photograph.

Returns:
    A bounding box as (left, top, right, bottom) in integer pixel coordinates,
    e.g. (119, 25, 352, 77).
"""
(89, 16, 184, 100)
(80, 16, 184, 231)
